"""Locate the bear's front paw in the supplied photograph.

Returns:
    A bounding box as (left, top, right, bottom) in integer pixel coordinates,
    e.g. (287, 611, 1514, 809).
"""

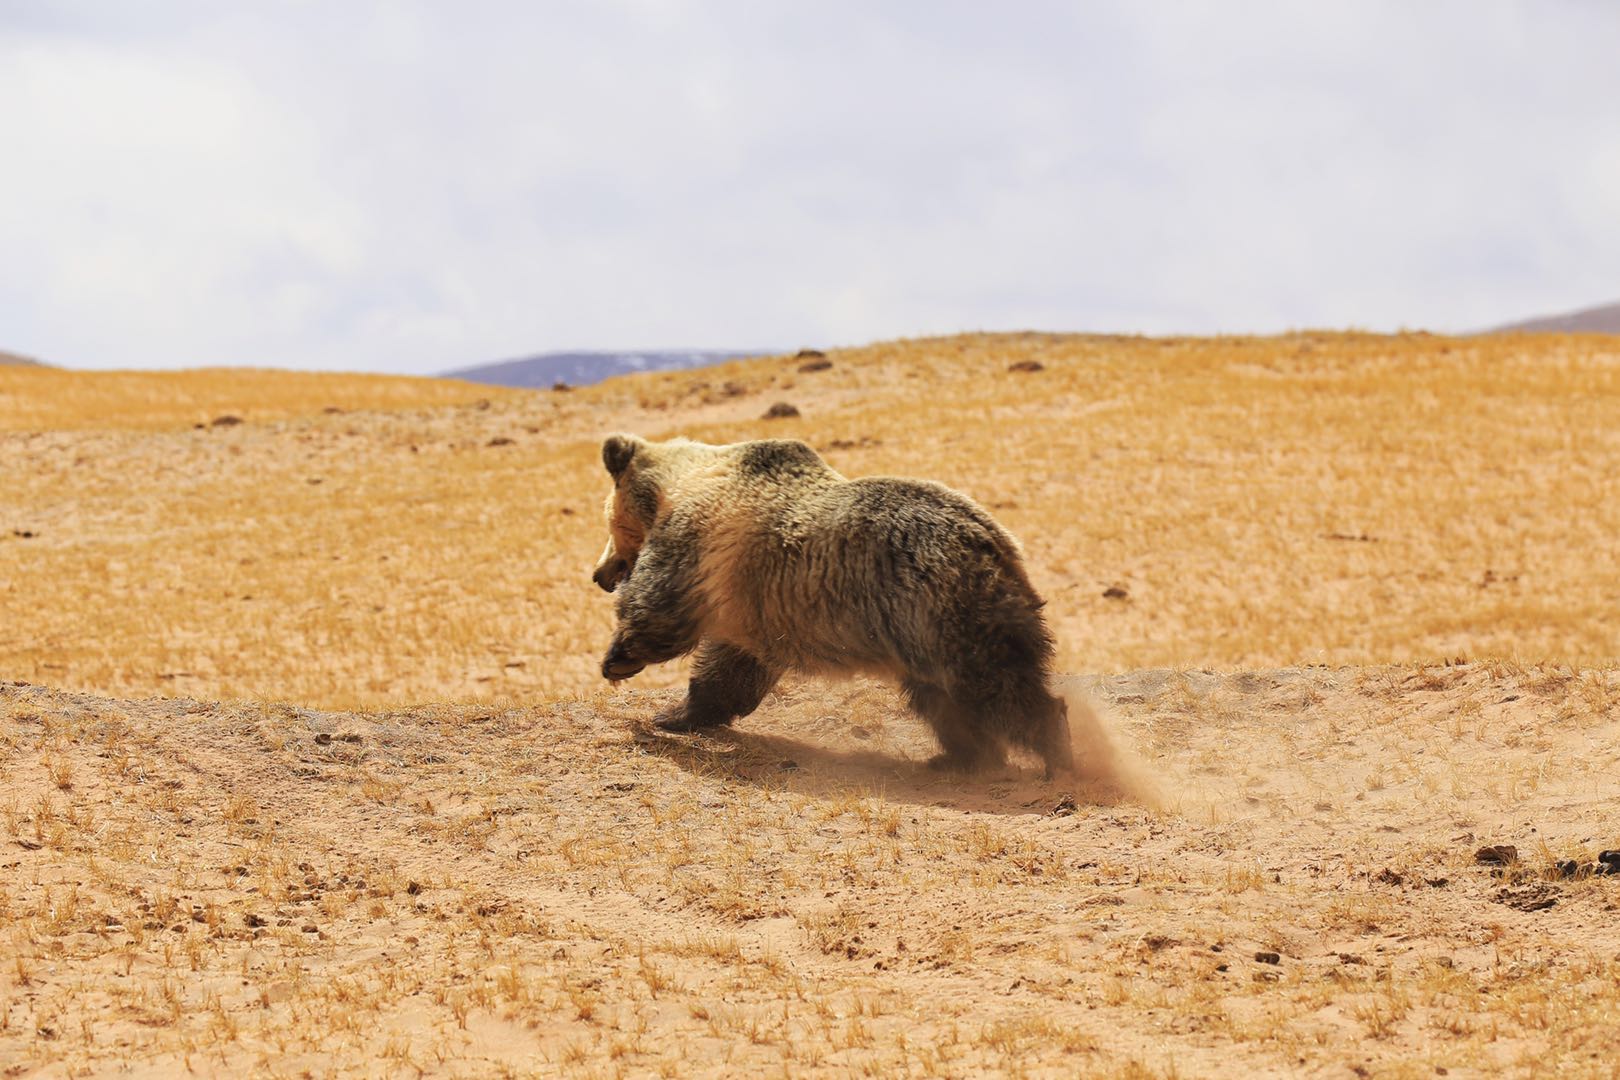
(652, 702, 733, 733)
(601, 642, 646, 682)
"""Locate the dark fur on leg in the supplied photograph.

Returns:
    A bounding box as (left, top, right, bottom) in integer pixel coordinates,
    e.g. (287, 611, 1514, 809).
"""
(655, 642, 781, 733)
(1018, 689, 1073, 780)
(940, 582, 1073, 778)
(904, 679, 1007, 772)
(944, 665, 1073, 780)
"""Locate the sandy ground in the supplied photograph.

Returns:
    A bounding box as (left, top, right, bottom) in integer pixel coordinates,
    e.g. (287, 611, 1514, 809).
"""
(5, 661, 1619, 1077)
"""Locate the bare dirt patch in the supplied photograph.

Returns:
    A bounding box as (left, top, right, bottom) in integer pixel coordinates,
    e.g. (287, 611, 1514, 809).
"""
(4, 663, 1617, 1076)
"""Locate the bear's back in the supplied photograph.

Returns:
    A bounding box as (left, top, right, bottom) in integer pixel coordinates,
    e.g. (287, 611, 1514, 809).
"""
(731, 439, 837, 482)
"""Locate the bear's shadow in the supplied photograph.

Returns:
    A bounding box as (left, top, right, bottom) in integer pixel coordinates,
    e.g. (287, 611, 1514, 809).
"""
(630, 722, 1131, 817)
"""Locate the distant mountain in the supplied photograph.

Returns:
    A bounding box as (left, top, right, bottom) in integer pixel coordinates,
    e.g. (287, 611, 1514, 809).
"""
(1488, 299, 1620, 334)
(445, 350, 770, 389)
(0, 349, 45, 366)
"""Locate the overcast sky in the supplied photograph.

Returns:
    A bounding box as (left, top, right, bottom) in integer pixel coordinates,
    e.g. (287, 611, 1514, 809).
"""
(3, 1, 1618, 373)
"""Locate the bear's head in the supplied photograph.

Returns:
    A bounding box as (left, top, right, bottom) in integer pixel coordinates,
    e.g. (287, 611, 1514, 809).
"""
(591, 433, 657, 592)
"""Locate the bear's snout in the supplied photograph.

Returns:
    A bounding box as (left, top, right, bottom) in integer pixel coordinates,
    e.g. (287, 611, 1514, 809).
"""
(593, 558, 630, 592)
(601, 640, 645, 681)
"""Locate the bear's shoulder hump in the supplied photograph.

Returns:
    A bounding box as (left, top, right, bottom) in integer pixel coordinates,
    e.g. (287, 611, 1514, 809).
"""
(735, 439, 828, 478)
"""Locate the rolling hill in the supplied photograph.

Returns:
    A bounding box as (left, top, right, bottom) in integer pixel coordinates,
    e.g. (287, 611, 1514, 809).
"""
(446, 349, 772, 389)
(1487, 298, 1620, 333)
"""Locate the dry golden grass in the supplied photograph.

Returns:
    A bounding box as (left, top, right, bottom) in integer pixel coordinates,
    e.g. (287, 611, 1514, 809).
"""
(4, 331, 1620, 1076)
(2, 331, 1617, 709)
(0, 364, 513, 433)
(2, 665, 1618, 1077)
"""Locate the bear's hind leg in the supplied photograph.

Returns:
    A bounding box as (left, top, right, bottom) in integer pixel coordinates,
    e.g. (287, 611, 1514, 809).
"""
(654, 642, 781, 733)
(965, 671, 1075, 781)
(1027, 691, 1074, 781)
(903, 679, 1006, 773)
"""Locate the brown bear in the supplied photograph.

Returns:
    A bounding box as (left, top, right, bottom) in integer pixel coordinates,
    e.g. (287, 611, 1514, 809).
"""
(591, 434, 1074, 778)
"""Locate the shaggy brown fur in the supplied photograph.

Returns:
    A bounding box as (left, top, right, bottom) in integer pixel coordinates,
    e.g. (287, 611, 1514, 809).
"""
(591, 434, 1073, 778)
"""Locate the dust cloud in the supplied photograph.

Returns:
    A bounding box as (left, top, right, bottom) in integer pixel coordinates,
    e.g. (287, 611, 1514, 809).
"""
(1057, 683, 1161, 808)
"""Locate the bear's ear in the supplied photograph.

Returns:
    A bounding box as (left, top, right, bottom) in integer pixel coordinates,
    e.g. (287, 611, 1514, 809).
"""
(602, 434, 640, 479)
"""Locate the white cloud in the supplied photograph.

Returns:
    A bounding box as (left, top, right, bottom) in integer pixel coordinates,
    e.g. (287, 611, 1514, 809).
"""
(1, 0, 1617, 372)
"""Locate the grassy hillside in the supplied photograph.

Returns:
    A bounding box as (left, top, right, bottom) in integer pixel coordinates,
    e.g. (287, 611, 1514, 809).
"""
(2, 331, 1617, 709)
(5, 333, 1620, 1077)
(0, 365, 515, 433)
